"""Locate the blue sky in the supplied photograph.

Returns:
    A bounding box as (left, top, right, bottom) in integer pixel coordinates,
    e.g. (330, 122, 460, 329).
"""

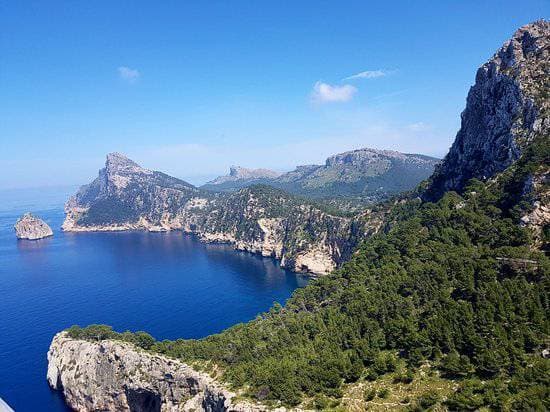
(1, 1, 548, 188)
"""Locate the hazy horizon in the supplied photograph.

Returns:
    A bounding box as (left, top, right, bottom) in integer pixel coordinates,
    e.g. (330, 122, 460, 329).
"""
(2, 1, 547, 189)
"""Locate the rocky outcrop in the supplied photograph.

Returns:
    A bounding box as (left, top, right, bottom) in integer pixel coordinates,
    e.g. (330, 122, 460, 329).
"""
(520, 170, 550, 248)
(425, 20, 549, 200)
(47, 332, 278, 411)
(63, 155, 387, 275)
(14, 213, 53, 240)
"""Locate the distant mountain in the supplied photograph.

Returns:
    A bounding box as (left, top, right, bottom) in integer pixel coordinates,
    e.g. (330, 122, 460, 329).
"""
(202, 148, 439, 207)
(62, 152, 200, 230)
(276, 148, 439, 201)
(201, 166, 280, 192)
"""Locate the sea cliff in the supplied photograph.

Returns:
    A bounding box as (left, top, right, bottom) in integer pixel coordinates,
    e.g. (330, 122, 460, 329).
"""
(47, 332, 288, 412)
(62, 156, 387, 275)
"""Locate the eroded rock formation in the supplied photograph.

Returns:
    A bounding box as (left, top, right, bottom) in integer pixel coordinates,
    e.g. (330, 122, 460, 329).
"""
(14, 213, 53, 240)
(47, 332, 280, 411)
(425, 20, 549, 200)
(62, 154, 386, 275)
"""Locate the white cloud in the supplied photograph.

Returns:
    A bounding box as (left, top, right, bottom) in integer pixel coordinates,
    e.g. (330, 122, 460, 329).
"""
(343, 69, 391, 81)
(311, 81, 357, 104)
(118, 66, 140, 83)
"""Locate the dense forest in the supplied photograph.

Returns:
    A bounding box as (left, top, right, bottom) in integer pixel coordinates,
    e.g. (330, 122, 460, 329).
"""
(68, 135, 549, 410)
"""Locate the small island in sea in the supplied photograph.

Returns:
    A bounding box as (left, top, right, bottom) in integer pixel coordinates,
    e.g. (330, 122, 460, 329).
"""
(14, 213, 53, 240)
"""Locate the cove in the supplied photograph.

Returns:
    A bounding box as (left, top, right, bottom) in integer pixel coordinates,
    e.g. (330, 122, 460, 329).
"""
(0, 188, 308, 411)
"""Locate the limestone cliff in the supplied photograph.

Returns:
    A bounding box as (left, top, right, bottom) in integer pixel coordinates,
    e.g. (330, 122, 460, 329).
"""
(63, 155, 386, 275)
(425, 20, 549, 200)
(47, 332, 281, 411)
(14, 213, 53, 240)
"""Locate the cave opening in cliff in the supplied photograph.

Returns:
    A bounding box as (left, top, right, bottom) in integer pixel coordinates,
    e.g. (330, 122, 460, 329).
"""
(125, 387, 161, 412)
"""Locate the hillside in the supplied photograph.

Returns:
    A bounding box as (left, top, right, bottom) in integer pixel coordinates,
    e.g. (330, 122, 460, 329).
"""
(50, 20, 549, 411)
(202, 148, 439, 208)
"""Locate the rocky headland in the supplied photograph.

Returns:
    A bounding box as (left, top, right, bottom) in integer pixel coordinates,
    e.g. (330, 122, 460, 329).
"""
(47, 332, 283, 412)
(14, 213, 53, 240)
(62, 154, 387, 275)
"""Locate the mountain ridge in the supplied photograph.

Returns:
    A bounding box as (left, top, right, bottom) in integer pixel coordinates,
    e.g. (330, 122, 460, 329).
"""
(202, 147, 439, 206)
(424, 19, 549, 201)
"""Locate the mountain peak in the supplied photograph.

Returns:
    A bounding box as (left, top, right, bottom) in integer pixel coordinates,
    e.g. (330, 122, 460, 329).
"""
(493, 19, 549, 71)
(104, 153, 149, 175)
(228, 166, 280, 179)
(424, 19, 549, 201)
(325, 148, 438, 167)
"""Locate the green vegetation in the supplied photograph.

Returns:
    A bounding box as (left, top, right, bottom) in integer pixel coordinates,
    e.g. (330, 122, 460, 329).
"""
(78, 197, 139, 225)
(67, 325, 155, 350)
(202, 151, 438, 211)
(68, 138, 549, 409)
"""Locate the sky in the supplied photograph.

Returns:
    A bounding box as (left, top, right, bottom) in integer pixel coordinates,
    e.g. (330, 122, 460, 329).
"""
(1, 1, 548, 189)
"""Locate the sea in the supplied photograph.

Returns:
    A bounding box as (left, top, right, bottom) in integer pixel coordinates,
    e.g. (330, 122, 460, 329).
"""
(0, 186, 308, 411)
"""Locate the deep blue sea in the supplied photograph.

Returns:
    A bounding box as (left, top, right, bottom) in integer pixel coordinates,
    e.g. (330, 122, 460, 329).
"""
(0, 187, 308, 411)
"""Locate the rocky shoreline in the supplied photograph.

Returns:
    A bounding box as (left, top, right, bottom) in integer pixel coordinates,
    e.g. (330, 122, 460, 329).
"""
(60, 214, 367, 276)
(47, 332, 289, 412)
(60, 157, 386, 276)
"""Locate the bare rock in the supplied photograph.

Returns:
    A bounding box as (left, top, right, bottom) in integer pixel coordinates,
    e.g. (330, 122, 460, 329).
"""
(47, 332, 289, 412)
(14, 213, 53, 240)
(424, 20, 549, 200)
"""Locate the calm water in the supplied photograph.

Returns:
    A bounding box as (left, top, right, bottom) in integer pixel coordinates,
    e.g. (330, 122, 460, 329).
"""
(0, 187, 308, 411)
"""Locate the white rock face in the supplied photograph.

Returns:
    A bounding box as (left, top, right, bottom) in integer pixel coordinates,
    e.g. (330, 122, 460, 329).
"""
(14, 213, 53, 240)
(47, 332, 287, 412)
(425, 20, 549, 200)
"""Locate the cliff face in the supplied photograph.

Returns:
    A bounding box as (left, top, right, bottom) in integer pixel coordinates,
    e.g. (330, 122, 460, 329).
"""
(190, 186, 384, 274)
(14, 213, 53, 240)
(424, 20, 549, 200)
(47, 333, 276, 412)
(63, 156, 385, 275)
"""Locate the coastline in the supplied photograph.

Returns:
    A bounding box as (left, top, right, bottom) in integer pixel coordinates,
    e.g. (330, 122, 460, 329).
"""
(61, 223, 323, 277)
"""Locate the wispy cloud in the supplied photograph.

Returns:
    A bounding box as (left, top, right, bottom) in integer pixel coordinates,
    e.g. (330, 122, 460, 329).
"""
(311, 81, 357, 103)
(117, 66, 140, 83)
(407, 122, 432, 132)
(343, 69, 393, 81)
